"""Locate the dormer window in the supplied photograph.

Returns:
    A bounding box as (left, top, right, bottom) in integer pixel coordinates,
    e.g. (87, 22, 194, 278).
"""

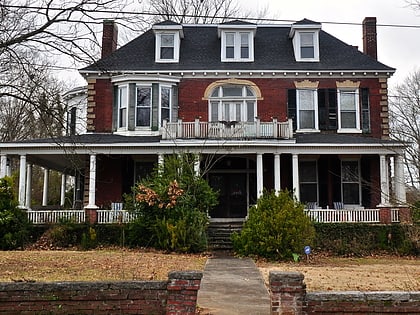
(290, 19, 321, 62)
(152, 21, 183, 63)
(218, 21, 256, 62)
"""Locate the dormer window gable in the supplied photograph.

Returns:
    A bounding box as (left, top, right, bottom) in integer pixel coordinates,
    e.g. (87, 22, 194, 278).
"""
(218, 20, 256, 62)
(153, 21, 184, 63)
(289, 19, 321, 62)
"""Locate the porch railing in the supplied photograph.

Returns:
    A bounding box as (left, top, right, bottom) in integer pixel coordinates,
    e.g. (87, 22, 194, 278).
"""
(305, 208, 382, 223)
(27, 210, 85, 224)
(27, 208, 400, 225)
(97, 210, 137, 224)
(161, 118, 294, 140)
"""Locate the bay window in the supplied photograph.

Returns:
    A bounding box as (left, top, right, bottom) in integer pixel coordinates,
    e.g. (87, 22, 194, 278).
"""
(161, 86, 171, 125)
(136, 86, 151, 127)
(118, 86, 128, 128)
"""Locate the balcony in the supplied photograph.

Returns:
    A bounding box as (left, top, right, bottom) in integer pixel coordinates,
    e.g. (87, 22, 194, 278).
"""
(161, 118, 293, 140)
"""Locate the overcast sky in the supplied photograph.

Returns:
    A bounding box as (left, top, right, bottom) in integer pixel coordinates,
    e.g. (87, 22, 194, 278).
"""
(246, 0, 420, 88)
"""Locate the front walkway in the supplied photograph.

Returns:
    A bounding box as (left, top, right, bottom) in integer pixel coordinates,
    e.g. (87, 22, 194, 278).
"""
(197, 252, 270, 315)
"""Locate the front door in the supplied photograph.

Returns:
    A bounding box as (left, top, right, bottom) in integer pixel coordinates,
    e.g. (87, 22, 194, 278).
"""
(208, 173, 248, 218)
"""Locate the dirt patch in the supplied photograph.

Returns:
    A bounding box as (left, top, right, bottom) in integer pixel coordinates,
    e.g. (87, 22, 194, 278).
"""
(0, 249, 207, 282)
(257, 254, 420, 291)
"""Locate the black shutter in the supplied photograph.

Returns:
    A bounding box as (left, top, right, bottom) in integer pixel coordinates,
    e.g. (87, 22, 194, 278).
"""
(328, 89, 337, 130)
(69, 107, 76, 135)
(287, 89, 297, 131)
(361, 88, 370, 133)
(318, 89, 327, 130)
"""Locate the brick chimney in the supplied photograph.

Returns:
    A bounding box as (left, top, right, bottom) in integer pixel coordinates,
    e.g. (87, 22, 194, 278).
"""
(101, 20, 118, 58)
(362, 17, 377, 60)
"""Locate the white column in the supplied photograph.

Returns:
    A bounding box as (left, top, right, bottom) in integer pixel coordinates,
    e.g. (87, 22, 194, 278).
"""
(394, 155, 406, 204)
(42, 168, 49, 206)
(60, 174, 66, 207)
(194, 154, 201, 176)
(256, 153, 263, 198)
(86, 154, 98, 209)
(0, 155, 7, 178)
(274, 154, 281, 193)
(25, 164, 32, 209)
(292, 154, 300, 201)
(18, 155, 27, 208)
(379, 154, 390, 205)
(158, 154, 164, 173)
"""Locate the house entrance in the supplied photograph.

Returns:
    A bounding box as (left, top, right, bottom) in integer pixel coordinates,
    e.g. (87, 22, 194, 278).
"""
(206, 157, 256, 219)
(208, 173, 247, 218)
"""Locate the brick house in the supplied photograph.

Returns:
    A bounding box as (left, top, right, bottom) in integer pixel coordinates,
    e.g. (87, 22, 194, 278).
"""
(0, 17, 407, 223)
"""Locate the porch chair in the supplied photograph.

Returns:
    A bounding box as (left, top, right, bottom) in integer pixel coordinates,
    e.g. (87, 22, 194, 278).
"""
(333, 201, 344, 210)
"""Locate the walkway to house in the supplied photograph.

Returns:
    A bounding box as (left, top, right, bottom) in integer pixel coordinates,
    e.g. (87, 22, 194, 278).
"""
(197, 251, 270, 315)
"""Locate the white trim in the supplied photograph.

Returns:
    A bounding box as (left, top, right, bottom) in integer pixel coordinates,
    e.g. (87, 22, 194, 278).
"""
(296, 89, 319, 131)
(135, 85, 152, 128)
(337, 88, 361, 132)
(220, 30, 254, 62)
(292, 30, 320, 62)
(111, 74, 181, 84)
(159, 85, 172, 127)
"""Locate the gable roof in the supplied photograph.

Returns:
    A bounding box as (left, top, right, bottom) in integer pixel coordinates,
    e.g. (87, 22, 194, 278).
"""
(81, 22, 394, 73)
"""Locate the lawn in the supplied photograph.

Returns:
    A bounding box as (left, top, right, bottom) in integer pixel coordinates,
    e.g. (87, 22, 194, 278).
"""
(0, 249, 418, 292)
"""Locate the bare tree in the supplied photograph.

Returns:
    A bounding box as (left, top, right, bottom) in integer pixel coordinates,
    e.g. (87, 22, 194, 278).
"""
(389, 69, 420, 189)
(144, 0, 266, 24)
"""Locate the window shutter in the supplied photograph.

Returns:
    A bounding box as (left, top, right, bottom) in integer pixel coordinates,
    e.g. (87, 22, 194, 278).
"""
(112, 85, 118, 131)
(318, 89, 327, 130)
(128, 83, 136, 131)
(151, 83, 159, 131)
(287, 89, 297, 131)
(69, 107, 76, 135)
(171, 85, 178, 123)
(328, 89, 337, 130)
(361, 88, 370, 133)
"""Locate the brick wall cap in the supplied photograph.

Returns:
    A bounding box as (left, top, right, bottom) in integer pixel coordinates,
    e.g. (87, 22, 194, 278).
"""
(269, 271, 304, 282)
(168, 271, 203, 280)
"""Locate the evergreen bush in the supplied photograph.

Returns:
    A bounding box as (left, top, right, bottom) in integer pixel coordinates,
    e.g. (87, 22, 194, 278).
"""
(232, 190, 315, 260)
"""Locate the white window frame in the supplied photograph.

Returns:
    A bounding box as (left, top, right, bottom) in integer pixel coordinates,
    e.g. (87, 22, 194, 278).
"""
(292, 30, 320, 62)
(155, 32, 180, 63)
(135, 85, 152, 128)
(159, 85, 172, 127)
(208, 85, 257, 122)
(296, 89, 319, 132)
(221, 31, 254, 62)
(341, 159, 362, 206)
(117, 85, 128, 129)
(337, 89, 362, 133)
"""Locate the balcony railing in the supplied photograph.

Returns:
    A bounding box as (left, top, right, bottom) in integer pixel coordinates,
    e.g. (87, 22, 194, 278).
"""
(161, 118, 293, 140)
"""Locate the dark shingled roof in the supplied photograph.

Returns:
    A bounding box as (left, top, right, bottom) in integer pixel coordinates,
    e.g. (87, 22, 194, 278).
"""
(295, 133, 400, 145)
(82, 22, 394, 73)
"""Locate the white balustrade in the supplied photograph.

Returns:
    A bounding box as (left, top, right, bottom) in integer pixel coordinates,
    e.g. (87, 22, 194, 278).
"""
(27, 210, 85, 224)
(305, 208, 382, 223)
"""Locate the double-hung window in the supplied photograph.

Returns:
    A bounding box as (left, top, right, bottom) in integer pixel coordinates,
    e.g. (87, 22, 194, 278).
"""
(155, 32, 181, 63)
(300, 32, 315, 58)
(341, 160, 361, 205)
(299, 160, 318, 204)
(160, 86, 171, 125)
(297, 89, 318, 130)
(118, 86, 128, 128)
(136, 86, 151, 127)
(221, 31, 253, 62)
(337, 89, 361, 132)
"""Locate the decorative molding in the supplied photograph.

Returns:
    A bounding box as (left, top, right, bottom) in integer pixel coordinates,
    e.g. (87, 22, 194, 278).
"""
(202, 78, 263, 100)
(335, 80, 360, 88)
(294, 80, 319, 89)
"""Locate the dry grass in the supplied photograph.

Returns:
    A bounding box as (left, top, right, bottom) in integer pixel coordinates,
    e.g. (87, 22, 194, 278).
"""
(0, 248, 207, 282)
(258, 254, 420, 291)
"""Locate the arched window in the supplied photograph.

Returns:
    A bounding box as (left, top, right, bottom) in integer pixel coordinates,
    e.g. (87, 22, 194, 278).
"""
(208, 84, 257, 122)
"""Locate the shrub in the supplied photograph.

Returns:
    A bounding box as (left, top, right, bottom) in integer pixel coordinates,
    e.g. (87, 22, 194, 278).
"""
(0, 177, 31, 249)
(232, 190, 315, 260)
(128, 154, 218, 252)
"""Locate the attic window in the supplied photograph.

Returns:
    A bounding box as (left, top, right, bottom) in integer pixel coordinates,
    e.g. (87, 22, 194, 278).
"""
(289, 20, 321, 62)
(221, 31, 253, 62)
(155, 32, 180, 62)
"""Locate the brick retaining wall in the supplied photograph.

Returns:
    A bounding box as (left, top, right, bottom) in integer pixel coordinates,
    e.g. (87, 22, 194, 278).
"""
(0, 271, 202, 315)
(269, 271, 420, 314)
